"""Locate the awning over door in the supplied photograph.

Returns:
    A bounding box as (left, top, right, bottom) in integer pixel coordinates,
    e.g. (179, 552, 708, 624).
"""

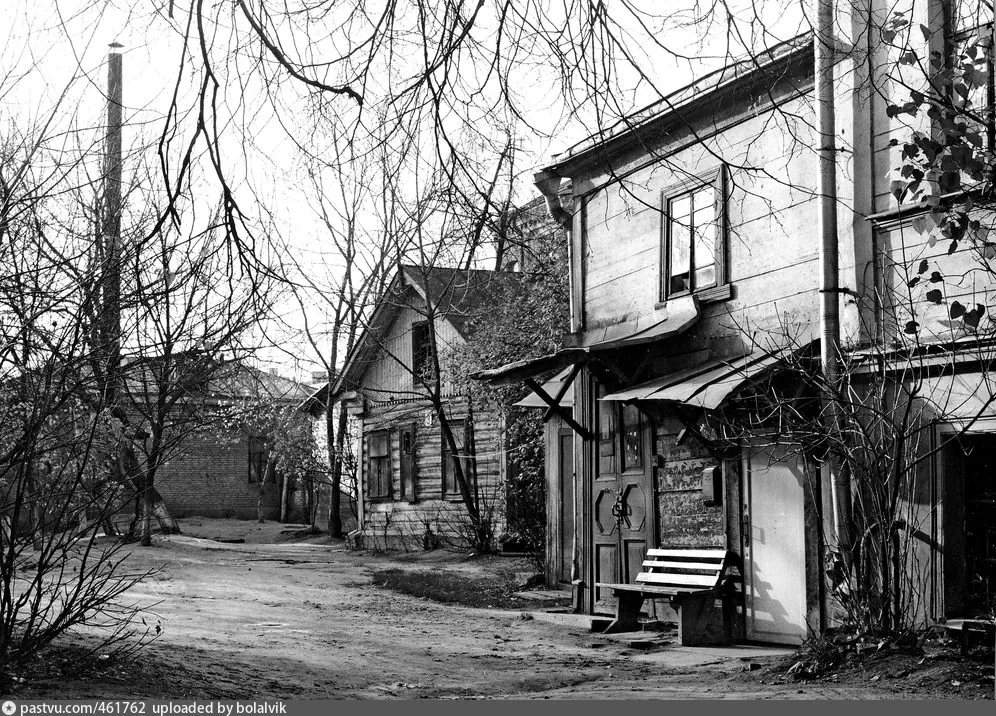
(600, 350, 787, 410)
(473, 295, 700, 386)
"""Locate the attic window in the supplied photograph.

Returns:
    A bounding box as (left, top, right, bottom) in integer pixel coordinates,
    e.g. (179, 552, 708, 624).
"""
(411, 321, 433, 382)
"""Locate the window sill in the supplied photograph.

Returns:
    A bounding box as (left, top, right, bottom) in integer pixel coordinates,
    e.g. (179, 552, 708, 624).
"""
(656, 283, 733, 309)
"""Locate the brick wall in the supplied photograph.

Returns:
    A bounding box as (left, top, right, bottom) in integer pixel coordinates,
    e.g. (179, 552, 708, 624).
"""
(156, 432, 282, 520)
(654, 429, 725, 548)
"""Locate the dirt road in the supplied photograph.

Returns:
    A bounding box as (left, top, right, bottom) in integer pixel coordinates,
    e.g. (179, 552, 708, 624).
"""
(10, 525, 986, 700)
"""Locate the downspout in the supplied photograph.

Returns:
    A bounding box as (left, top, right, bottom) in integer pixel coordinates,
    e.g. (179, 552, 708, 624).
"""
(535, 169, 576, 333)
(535, 168, 584, 607)
(816, 0, 853, 561)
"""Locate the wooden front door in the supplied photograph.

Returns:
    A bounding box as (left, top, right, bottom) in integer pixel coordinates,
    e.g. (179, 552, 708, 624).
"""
(592, 400, 653, 612)
(742, 442, 807, 644)
(943, 433, 996, 616)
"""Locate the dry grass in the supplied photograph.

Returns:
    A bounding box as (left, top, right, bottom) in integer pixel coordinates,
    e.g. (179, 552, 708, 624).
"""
(370, 568, 523, 609)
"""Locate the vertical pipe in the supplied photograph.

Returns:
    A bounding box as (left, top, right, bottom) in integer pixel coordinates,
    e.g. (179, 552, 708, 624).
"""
(815, 2, 852, 558)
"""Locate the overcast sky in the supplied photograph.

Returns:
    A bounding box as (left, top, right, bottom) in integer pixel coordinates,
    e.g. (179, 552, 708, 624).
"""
(2, 0, 810, 381)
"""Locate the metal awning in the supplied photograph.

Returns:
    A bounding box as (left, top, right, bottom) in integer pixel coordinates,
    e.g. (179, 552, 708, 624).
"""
(515, 367, 576, 408)
(473, 295, 700, 386)
(473, 347, 589, 386)
(600, 350, 787, 410)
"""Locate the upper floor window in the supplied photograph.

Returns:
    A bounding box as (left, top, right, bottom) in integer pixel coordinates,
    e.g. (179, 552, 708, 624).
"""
(661, 169, 727, 302)
(937, 6, 994, 192)
(411, 320, 433, 381)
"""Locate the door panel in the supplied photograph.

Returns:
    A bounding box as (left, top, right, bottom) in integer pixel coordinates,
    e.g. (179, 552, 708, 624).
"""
(590, 399, 653, 614)
(743, 443, 807, 644)
(595, 544, 617, 603)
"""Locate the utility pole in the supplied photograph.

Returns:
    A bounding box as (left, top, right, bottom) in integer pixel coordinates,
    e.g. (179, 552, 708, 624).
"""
(815, 1, 852, 563)
(101, 42, 123, 410)
(99, 42, 127, 540)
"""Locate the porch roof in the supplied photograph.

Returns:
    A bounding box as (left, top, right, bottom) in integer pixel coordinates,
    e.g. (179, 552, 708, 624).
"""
(472, 295, 699, 386)
(600, 350, 788, 410)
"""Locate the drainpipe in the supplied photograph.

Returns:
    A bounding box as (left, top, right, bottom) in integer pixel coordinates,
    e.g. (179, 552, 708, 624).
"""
(534, 168, 579, 333)
(816, 0, 852, 562)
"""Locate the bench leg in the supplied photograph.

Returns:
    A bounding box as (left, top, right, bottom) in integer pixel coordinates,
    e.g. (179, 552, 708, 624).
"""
(603, 592, 644, 634)
(676, 594, 732, 646)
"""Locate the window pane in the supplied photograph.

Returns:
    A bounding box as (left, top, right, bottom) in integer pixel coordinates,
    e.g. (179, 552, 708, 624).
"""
(668, 195, 692, 294)
(598, 401, 616, 475)
(368, 456, 390, 497)
(621, 404, 643, 471)
(953, 1, 993, 31)
(693, 186, 717, 289)
(411, 321, 432, 381)
(369, 432, 389, 457)
(442, 421, 465, 496)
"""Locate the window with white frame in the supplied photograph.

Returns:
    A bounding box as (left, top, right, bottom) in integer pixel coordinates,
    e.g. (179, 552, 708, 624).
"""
(661, 169, 727, 302)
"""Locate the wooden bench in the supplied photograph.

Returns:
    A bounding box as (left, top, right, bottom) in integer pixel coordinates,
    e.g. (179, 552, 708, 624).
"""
(596, 548, 743, 645)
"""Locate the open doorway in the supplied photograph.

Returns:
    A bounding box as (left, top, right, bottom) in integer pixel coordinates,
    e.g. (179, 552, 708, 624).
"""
(944, 433, 996, 617)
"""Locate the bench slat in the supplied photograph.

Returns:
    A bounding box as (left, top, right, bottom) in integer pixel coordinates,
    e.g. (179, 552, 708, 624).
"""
(641, 560, 727, 572)
(596, 583, 711, 597)
(636, 572, 719, 588)
(646, 548, 729, 560)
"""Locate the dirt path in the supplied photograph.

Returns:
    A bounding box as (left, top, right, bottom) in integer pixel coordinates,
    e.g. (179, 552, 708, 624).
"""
(10, 528, 987, 700)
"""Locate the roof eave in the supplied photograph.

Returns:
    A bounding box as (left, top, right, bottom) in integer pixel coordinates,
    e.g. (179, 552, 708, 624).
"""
(541, 35, 815, 176)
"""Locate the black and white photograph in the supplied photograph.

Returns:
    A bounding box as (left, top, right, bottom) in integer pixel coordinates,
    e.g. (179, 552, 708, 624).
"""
(0, 0, 994, 703)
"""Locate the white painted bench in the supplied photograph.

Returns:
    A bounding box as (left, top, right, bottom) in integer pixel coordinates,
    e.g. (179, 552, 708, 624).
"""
(596, 548, 743, 645)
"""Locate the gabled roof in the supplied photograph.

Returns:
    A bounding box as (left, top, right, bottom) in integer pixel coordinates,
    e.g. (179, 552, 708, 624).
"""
(404, 265, 524, 339)
(303, 264, 527, 414)
(121, 352, 312, 403)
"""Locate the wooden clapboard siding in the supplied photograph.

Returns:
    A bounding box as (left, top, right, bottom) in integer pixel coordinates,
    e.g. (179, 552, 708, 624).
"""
(580, 91, 824, 339)
(359, 294, 466, 401)
(358, 392, 506, 549)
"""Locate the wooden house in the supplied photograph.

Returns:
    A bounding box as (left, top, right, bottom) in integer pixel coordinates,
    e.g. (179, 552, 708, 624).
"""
(319, 265, 524, 551)
(479, 3, 996, 644)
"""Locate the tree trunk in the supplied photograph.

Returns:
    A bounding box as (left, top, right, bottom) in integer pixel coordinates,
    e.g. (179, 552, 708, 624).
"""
(122, 444, 180, 541)
(258, 458, 275, 524)
(24, 465, 44, 551)
(140, 488, 153, 547)
(328, 402, 349, 538)
(280, 466, 289, 523)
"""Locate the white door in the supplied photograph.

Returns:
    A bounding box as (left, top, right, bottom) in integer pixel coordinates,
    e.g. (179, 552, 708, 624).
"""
(743, 443, 808, 644)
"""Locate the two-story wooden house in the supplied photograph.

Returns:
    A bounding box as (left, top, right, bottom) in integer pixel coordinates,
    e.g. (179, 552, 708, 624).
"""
(480, 2, 996, 645)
